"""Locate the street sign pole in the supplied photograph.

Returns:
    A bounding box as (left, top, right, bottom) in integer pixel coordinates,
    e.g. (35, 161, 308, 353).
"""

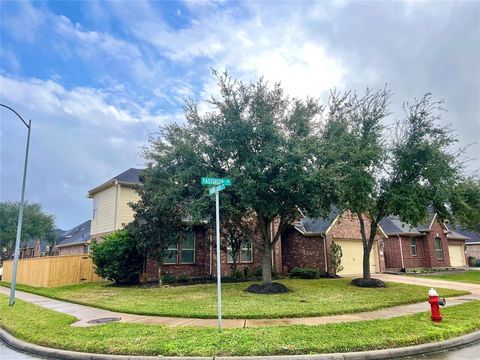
(201, 176, 231, 333)
(215, 190, 222, 333)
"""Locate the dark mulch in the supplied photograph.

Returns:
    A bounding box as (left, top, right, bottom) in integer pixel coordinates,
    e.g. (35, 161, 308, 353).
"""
(351, 278, 386, 288)
(246, 282, 290, 294)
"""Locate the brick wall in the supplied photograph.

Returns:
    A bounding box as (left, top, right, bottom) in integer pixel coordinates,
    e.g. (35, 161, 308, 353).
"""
(281, 227, 326, 274)
(423, 219, 451, 267)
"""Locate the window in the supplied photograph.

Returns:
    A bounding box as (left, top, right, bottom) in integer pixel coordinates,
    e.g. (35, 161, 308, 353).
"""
(240, 241, 253, 262)
(163, 243, 178, 264)
(434, 237, 443, 259)
(181, 232, 195, 263)
(410, 238, 417, 257)
(227, 241, 253, 263)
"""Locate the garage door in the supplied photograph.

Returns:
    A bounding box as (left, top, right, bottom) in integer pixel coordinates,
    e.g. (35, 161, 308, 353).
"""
(335, 239, 376, 276)
(448, 244, 465, 267)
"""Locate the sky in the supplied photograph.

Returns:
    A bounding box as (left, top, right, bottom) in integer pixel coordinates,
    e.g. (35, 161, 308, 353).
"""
(0, 0, 479, 230)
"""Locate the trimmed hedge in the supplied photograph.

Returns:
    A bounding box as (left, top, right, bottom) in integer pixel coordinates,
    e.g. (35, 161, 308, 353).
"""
(289, 267, 321, 279)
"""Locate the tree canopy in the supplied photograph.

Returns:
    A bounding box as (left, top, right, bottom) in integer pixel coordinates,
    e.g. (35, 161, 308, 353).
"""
(0, 201, 56, 260)
(321, 91, 475, 281)
(135, 71, 330, 285)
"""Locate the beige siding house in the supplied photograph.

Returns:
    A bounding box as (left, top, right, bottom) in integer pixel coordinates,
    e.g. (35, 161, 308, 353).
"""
(88, 168, 142, 240)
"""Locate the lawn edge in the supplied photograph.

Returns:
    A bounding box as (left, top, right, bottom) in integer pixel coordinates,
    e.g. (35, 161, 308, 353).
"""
(1, 326, 479, 360)
(0, 282, 469, 320)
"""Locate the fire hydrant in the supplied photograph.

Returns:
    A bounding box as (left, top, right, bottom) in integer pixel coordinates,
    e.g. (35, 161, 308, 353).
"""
(428, 288, 446, 322)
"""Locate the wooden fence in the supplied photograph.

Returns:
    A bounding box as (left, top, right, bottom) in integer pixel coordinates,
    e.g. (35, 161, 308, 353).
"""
(2, 254, 104, 287)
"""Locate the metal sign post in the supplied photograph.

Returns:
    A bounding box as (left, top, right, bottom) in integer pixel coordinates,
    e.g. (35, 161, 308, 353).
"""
(201, 177, 232, 333)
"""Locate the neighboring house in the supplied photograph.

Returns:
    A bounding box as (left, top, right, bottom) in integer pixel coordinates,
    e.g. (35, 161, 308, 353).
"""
(19, 239, 48, 259)
(87, 168, 142, 240)
(54, 220, 91, 256)
(282, 210, 387, 276)
(451, 227, 480, 263)
(380, 211, 468, 270)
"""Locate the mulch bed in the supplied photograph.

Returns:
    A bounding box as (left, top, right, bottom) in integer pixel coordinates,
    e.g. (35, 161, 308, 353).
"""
(246, 282, 290, 294)
(351, 278, 386, 288)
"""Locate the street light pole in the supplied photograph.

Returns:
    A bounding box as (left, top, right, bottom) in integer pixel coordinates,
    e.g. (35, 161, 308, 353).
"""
(0, 104, 31, 306)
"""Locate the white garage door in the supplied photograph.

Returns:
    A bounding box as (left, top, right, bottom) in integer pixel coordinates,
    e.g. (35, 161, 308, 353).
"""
(335, 239, 377, 276)
(448, 244, 465, 267)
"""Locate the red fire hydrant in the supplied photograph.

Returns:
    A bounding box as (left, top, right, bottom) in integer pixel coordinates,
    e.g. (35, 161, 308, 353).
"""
(428, 288, 446, 322)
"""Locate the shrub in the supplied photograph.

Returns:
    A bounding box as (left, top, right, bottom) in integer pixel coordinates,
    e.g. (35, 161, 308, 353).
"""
(331, 241, 344, 275)
(243, 266, 250, 278)
(161, 273, 176, 284)
(90, 230, 144, 285)
(289, 267, 321, 279)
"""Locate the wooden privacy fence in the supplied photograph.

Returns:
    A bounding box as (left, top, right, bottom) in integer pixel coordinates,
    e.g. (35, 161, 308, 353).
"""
(2, 254, 103, 287)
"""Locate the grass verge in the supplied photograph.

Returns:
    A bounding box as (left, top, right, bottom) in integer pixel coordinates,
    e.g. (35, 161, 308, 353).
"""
(0, 278, 467, 319)
(1, 295, 479, 356)
(414, 270, 480, 284)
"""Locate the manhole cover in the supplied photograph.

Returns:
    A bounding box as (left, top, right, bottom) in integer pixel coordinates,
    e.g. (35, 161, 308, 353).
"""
(87, 317, 121, 324)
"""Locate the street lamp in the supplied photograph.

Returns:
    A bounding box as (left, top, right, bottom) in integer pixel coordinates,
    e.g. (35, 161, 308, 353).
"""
(0, 104, 31, 306)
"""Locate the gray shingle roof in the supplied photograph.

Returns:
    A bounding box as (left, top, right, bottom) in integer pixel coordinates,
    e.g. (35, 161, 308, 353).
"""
(450, 227, 479, 244)
(108, 168, 143, 184)
(294, 208, 340, 235)
(379, 217, 423, 236)
(88, 168, 143, 197)
(56, 220, 91, 247)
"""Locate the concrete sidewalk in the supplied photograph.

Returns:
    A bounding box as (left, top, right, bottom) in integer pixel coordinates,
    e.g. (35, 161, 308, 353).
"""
(1, 275, 479, 328)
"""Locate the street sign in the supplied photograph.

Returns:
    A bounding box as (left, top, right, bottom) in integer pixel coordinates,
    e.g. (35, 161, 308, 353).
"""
(209, 183, 225, 195)
(201, 177, 232, 186)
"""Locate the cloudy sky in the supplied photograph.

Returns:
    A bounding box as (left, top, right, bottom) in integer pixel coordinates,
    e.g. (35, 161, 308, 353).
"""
(1, 0, 479, 230)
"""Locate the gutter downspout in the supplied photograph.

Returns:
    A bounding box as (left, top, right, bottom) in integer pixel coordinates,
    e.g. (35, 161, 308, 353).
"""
(398, 234, 405, 270)
(322, 234, 328, 273)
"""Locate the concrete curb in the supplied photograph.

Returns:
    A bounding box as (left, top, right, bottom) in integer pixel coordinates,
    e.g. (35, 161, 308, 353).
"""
(1, 327, 480, 360)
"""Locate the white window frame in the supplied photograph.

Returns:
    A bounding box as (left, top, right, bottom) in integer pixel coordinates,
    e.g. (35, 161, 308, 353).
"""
(227, 241, 253, 264)
(434, 237, 443, 259)
(410, 237, 417, 257)
(163, 243, 179, 265)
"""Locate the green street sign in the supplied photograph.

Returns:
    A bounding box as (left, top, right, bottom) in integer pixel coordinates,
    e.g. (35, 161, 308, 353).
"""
(209, 184, 226, 195)
(201, 177, 232, 186)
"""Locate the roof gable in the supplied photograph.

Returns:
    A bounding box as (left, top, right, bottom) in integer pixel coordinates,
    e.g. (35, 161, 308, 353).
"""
(56, 220, 91, 247)
(87, 168, 143, 197)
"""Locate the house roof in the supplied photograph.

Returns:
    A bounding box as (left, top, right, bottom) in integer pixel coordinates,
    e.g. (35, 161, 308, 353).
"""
(293, 208, 341, 236)
(379, 217, 423, 236)
(416, 208, 437, 232)
(446, 230, 470, 241)
(55, 220, 91, 248)
(450, 227, 479, 244)
(87, 168, 143, 197)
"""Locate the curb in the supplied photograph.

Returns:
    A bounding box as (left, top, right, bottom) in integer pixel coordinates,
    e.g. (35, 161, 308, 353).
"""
(1, 327, 480, 360)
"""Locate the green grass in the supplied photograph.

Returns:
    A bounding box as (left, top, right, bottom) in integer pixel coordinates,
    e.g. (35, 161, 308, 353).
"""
(414, 270, 480, 284)
(1, 295, 479, 356)
(0, 278, 467, 319)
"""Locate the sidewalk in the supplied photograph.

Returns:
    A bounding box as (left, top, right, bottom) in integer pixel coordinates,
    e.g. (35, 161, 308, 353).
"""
(1, 275, 479, 328)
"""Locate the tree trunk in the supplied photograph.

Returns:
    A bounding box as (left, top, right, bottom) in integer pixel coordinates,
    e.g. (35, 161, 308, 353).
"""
(262, 240, 273, 285)
(363, 247, 371, 280)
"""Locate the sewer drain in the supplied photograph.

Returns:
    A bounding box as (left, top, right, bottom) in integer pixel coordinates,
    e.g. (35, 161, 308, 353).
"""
(87, 317, 121, 324)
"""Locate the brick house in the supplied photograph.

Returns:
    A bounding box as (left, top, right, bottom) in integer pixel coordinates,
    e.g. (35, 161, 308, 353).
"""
(54, 220, 91, 256)
(18, 239, 47, 259)
(282, 210, 386, 276)
(450, 227, 480, 264)
(379, 211, 468, 271)
(87, 169, 391, 280)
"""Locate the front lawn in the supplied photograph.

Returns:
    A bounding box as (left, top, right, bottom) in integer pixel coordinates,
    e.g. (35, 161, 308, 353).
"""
(414, 270, 480, 284)
(0, 278, 466, 319)
(1, 295, 479, 356)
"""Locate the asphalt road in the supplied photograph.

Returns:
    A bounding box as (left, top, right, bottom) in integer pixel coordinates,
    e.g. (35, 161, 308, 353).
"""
(1, 340, 479, 359)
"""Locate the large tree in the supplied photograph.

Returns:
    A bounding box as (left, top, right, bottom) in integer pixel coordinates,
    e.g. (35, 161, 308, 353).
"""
(0, 201, 56, 260)
(321, 91, 471, 282)
(138, 71, 329, 286)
